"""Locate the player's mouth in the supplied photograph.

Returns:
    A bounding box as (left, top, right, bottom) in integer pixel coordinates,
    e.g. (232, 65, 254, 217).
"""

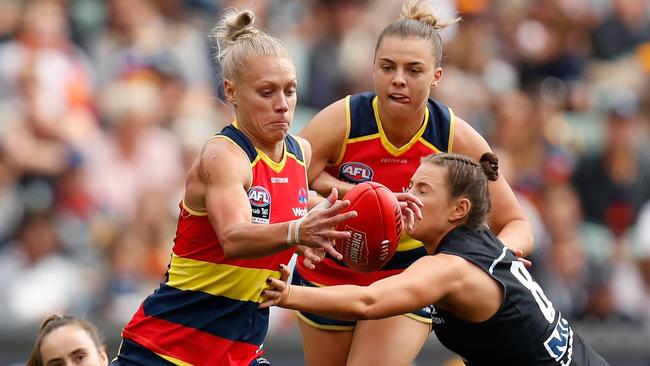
(269, 120, 290, 127)
(388, 93, 411, 104)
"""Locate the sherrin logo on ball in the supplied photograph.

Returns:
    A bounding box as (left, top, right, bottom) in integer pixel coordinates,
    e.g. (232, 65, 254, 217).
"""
(336, 182, 402, 272)
(339, 162, 374, 183)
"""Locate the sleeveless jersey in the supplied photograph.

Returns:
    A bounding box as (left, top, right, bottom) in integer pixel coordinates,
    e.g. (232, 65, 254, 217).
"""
(432, 226, 608, 365)
(121, 124, 309, 366)
(296, 91, 455, 286)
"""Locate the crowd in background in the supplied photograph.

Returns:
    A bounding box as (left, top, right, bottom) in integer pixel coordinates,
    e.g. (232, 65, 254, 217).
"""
(0, 0, 649, 339)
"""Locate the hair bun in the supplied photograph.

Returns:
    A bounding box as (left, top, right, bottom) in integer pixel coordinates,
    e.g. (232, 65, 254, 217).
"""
(400, 0, 458, 30)
(479, 152, 499, 181)
(211, 9, 259, 48)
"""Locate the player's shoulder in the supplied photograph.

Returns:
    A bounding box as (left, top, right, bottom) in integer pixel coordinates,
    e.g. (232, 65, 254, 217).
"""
(198, 137, 251, 178)
(312, 97, 348, 124)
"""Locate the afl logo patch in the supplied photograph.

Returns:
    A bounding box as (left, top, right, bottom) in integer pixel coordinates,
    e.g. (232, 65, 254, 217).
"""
(339, 162, 373, 184)
(248, 186, 271, 207)
(248, 186, 271, 224)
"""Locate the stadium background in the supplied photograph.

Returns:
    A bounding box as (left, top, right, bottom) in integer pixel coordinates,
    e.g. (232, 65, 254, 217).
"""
(0, 0, 649, 364)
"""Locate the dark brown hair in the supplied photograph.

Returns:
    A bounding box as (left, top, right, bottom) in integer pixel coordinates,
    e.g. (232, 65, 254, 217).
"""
(27, 314, 106, 366)
(422, 152, 499, 229)
(375, 0, 460, 67)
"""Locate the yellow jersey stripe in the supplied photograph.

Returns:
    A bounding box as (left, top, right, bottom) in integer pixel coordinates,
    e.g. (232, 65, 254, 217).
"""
(157, 353, 194, 366)
(448, 107, 455, 153)
(347, 133, 380, 143)
(418, 137, 443, 154)
(396, 232, 424, 252)
(182, 199, 208, 216)
(166, 255, 280, 303)
(255, 146, 287, 173)
(331, 96, 352, 167)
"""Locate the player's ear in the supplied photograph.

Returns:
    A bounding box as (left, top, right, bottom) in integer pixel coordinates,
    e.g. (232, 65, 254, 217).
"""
(224, 79, 237, 106)
(432, 67, 442, 88)
(449, 197, 470, 223)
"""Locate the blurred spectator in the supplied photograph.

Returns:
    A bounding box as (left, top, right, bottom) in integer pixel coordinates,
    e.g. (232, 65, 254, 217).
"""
(82, 77, 184, 221)
(99, 224, 166, 324)
(535, 183, 613, 319)
(90, 0, 211, 88)
(303, 0, 370, 109)
(0, 211, 87, 325)
(591, 0, 650, 60)
(571, 89, 650, 237)
(0, 0, 97, 176)
(0, 0, 21, 42)
(0, 151, 24, 246)
(611, 201, 650, 328)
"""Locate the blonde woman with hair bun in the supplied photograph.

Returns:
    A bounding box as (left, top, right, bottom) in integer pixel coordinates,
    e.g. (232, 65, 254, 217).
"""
(292, 1, 534, 365)
(111, 8, 358, 366)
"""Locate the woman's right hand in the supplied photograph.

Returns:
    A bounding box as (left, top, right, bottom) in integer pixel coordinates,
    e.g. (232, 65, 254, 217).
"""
(296, 189, 357, 260)
(260, 264, 292, 309)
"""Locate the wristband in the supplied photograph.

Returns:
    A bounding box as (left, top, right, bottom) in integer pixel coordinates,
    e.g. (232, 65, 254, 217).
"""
(287, 221, 297, 246)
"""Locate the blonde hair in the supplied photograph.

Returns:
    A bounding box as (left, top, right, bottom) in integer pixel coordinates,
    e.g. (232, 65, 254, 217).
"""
(376, 0, 460, 67)
(210, 9, 290, 83)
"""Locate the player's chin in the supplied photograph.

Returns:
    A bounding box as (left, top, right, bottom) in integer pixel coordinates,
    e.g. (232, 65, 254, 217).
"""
(266, 124, 290, 139)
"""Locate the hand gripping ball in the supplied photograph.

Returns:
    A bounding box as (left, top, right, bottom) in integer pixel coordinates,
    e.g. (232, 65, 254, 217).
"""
(336, 182, 403, 272)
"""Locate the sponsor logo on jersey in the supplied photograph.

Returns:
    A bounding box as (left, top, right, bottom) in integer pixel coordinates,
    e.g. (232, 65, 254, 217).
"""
(544, 316, 573, 362)
(339, 162, 373, 183)
(248, 186, 271, 224)
(271, 176, 288, 183)
(380, 157, 408, 164)
(292, 207, 307, 217)
(298, 187, 308, 204)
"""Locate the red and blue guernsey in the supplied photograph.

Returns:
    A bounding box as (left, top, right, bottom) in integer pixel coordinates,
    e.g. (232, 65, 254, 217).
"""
(121, 123, 309, 366)
(296, 92, 455, 287)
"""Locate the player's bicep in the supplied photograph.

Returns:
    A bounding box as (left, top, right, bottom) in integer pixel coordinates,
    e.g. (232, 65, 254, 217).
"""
(200, 142, 252, 240)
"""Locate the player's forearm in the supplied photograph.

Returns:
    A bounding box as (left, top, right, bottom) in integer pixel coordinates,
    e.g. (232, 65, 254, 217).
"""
(220, 221, 294, 259)
(496, 219, 534, 255)
(283, 284, 376, 321)
(311, 172, 354, 198)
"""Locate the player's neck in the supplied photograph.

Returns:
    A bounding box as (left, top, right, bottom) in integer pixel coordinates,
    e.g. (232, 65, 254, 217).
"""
(378, 106, 426, 148)
(237, 123, 286, 163)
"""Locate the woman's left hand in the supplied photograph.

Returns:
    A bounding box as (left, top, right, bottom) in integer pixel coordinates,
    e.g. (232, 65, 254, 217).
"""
(297, 246, 327, 270)
(394, 192, 423, 231)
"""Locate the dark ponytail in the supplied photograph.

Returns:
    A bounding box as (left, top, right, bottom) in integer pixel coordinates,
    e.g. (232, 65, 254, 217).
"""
(479, 152, 499, 182)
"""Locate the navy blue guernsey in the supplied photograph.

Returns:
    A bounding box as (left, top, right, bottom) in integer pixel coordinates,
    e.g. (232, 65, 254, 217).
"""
(432, 226, 609, 366)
